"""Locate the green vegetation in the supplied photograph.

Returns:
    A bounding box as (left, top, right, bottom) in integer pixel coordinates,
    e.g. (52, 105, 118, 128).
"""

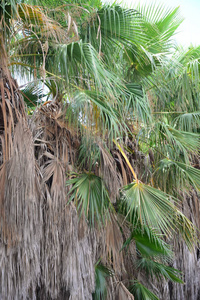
(0, 0, 200, 299)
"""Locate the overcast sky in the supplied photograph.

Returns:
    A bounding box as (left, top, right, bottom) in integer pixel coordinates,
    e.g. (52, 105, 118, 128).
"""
(106, 0, 200, 47)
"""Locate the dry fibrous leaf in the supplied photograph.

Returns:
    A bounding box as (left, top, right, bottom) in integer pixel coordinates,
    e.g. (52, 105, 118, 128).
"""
(116, 282, 135, 300)
(0, 120, 42, 300)
(32, 103, 95, 299)
(99, 142, 122, 203)
(100, 213, 125, 276)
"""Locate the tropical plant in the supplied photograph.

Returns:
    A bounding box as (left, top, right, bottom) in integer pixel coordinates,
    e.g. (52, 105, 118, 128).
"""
(0, 0, 200, 299)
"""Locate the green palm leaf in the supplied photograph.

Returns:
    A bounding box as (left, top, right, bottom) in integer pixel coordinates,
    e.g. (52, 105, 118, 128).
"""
(123, 225, 173, 259)
(121, 181, 177, 235)
(121, 180, 197, 249)
(20, 82, 47, 109)
(124, 83, 152, 124)
(146, 122, 200, 164)
(67, 173, 111, 226)
(155, 159, 200, 193)
(58, 41, 122, 92)
(176, 161, 200, 191)
(137, 258, 184, 283)
(73, 89, 121, 138)
(174, 112, 200, 132)
(135, 4, 183, 52)
(176, 210, 197, 251)
(166, 126, 200, 156)
(93, 262, 112, 300)
(129, 280, 159, 300)
(98, 5, 144, 45)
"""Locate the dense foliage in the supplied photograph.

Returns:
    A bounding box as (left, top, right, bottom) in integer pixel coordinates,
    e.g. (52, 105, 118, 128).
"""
(0, 0, 200, 299)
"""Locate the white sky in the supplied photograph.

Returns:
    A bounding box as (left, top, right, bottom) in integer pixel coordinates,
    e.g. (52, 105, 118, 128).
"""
(106, 0, 200, 47)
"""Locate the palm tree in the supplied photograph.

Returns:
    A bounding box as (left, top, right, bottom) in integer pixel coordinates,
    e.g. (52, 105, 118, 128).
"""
(0, 0, 199, 299)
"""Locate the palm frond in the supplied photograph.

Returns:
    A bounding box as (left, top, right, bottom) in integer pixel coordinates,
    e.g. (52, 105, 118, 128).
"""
(154, 159, 200, 193)
(121, 181, 177, 235)
(176, 210, 198, 251)
(146, 122, 200, 164)
(174, 112, 200, 132)
(166, 126, 200, 156)
(0, 0, 18, 25)
(78, 138, 122, 201)
(66, 172, 111, 226)
(17, 3, 70, 43)
(123, 225, 173, 260)
(135, 4, 183, 52)
(145, 46, 200, 114)
(98, 5, 144, 45)
(124, 83, 152, 124)
(175, 162, 200, 191)
(20, 82, 47, 109)
(58, 41, 122, 91)
(69, 89, 122, 140)
(121, 179, 197, 248)
(137, 258, 183, 283)
(78, 137, 101, 170)
(93, 262, 112, 300)
(129, 280, 159, 300)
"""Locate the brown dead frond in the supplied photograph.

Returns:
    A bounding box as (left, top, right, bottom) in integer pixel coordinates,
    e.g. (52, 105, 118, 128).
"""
(17, 4, 76, 44)
(102, 213, 125, 275)
(32, 102, 78, 170)
(116, 282, 135, 300)
(98, 142, 122, 202)
(0, 31, 26, 163)
(28, 102, 95, 299)
(0, 119, 42, 299)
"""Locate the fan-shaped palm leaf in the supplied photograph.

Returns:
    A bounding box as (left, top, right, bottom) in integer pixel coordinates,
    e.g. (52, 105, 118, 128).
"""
(154, 159, 200, 193)
(20, 82, 47, 109)
(124, 83, 152, 124)
(67, 172, 111, 226)
(137, 257, 183, 283)
(136, 4, 183, 52)
(121, 181, 177, 235)
(121, 180, 197, 249)
(145, 122, 200, 164)
(93, 262, 112, 300)
(129, 280, 159, 300)
(123, 225, 173, 260)
(174, 111, 200, 132)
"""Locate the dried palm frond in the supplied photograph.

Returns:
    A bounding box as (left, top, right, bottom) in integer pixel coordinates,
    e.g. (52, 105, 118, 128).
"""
(0, 119, 42, 300)
(16, 3, 78, 44)
(101, 213, 125, 276)
(30, 102, 96, 299)
(98, 142, 122, 203)
(116, 282, 135, 300)
(0, 29, 26, 164)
